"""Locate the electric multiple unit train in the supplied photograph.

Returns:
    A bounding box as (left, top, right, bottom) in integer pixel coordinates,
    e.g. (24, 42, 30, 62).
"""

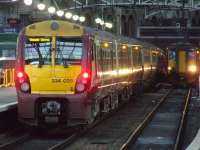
(168, 42, 198, 86)
(15, 20, 166, 127)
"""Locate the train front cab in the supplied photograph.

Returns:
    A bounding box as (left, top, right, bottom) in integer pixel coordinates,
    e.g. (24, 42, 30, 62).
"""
(168, 49, 197, 86)
(15, 21, 95, 126)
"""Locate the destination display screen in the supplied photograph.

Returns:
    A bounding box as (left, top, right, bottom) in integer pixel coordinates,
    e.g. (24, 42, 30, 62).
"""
(28, 37, 51, 42)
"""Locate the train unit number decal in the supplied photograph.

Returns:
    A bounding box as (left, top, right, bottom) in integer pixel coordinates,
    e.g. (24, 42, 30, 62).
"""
(52, 78, 73, 83)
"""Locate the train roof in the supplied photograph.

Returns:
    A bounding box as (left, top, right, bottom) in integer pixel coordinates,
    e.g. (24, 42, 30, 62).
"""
(84, 25, 161, 50)
(168, 42, 197, 51)
(22, 20, 162, 51)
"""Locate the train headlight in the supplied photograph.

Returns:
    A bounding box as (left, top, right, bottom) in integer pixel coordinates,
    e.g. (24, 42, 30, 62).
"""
(76, 83, 85, 93)
(21, 82, 30, 92)
(188, 65, 197, 73)
(168, 66, 172, 71)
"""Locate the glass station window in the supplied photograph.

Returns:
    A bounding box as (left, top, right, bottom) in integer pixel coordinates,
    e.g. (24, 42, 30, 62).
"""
(24, 37, 52, 65)
(56, 37, 83, 64)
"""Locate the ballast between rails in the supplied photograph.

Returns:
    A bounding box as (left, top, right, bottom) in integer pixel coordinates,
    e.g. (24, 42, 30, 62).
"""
(120, 89, 172, 150)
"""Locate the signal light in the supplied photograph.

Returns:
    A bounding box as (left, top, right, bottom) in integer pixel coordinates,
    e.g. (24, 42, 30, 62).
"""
(17, 72, 24, 78)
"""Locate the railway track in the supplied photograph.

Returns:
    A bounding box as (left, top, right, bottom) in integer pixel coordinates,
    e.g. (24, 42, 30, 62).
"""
(0, 87, 174, 150)
(0, 127, 78, 150)
(50, 88, 170, 150)
(0, 127, 29, 150)
(120, 88, 191, 150)
(0, 94, 135, 150)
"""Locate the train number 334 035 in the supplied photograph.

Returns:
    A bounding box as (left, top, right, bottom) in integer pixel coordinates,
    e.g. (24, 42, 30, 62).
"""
(52, 79, 73, 83)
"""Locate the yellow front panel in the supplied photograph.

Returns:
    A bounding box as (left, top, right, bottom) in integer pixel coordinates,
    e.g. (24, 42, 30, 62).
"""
(25, 65, 81, 94)
(178, 51, 186, 73)
(169, 60, 176, 69)
(25, 20, 83, 37)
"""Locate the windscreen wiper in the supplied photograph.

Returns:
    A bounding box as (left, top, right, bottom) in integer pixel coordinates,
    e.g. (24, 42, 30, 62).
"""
(34, 43, 44, 68)
(57, 48, 69, 68)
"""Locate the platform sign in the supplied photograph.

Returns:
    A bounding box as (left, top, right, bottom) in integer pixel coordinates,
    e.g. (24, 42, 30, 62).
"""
(0, 26, 21, 34)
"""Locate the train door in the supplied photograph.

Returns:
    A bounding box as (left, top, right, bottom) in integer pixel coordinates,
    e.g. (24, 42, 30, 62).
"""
(91, 38, 98, 86)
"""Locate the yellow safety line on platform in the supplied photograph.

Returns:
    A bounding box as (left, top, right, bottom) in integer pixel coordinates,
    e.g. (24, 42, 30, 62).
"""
(0, 69, 15, 88)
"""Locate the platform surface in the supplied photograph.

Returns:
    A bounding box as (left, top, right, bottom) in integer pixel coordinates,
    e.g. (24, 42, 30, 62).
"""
(0, 87, 17, 112)
(186, 128, 200, 150)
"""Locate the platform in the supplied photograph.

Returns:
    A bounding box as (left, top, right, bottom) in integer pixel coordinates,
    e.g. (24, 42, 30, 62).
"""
(0, 87, 17, 112)
(186, 129, 200, 150)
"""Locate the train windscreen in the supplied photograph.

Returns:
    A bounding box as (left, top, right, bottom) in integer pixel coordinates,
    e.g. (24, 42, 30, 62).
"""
(25, 37, 52, 65)
(56, 37, 83, 64)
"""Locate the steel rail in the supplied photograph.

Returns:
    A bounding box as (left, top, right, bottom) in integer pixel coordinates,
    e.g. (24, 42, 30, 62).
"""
(48, 97, 132, 150)
(120, 89, 172, 150)
(173, 88, 191, 150)
(0, 134, 30, 150)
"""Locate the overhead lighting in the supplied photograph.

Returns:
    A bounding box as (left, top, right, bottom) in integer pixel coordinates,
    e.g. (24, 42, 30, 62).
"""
(56, 10, 64, 17)
(79, 16, 86, 22)
(24, 0, 32, 6)
(72, 15, 79, 21)
(48, 6, 56, 14)
(65, 12, 72, 19)
(12, 0, 17, 2)
(100, 20, 104, 26)
(95, 18, 101, 24)
(105, 22, 113, 29)
(37, 3, 46, 10)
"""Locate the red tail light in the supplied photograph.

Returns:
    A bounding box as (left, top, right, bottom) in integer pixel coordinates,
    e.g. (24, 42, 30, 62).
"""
(15, 71, 31, 93)
(75, 71, 91, 93)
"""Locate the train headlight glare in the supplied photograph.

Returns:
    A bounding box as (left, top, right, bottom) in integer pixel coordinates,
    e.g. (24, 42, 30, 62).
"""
(21, 82, 30, 92)
(188, 65, 197, 73)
